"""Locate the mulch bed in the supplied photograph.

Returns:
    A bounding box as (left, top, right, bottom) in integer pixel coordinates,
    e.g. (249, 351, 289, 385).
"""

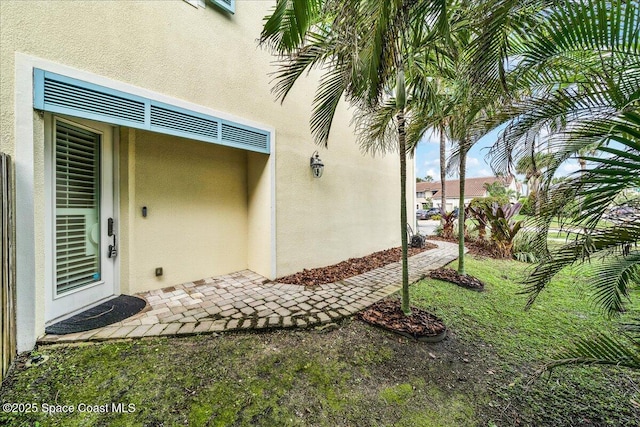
(357, 298, 447, 341)
(276, 243, 437, 287)
(428, 236, 505, 259)
(429, 267, 485, 291)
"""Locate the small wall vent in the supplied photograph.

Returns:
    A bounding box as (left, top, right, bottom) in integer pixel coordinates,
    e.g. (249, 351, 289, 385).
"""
(150, 104, 219, 140)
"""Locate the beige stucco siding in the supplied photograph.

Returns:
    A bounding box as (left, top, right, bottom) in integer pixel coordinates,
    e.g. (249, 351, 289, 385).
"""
(0, 1, 277, 155)
(2, 1, 409, 348)
(1, 0, 404, 276)
(123, 129, 249, 293)
(273, 96, 400, 276)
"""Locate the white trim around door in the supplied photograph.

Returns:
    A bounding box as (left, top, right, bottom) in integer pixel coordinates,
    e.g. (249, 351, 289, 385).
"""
(44, 115, 119, 323)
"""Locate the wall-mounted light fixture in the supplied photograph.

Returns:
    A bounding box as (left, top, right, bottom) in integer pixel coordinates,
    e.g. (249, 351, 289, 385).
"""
(310, 151, 324, 178)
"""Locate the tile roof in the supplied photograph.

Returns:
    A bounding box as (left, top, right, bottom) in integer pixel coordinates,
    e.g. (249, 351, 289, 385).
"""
(417, 176, 513, 199)
(416, 181, 441, 193)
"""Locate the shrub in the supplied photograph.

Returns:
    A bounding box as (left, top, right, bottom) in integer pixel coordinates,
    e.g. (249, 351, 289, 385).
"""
(467, 198, 491, 240)
(486, 202, 524, 258)
(519, 195, 534, 216)
(512, 232, 539, 263)
(439, 208, 457, 240)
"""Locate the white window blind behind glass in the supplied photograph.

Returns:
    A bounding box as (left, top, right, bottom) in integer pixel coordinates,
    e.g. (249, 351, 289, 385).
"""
(55, 121, 101, 294)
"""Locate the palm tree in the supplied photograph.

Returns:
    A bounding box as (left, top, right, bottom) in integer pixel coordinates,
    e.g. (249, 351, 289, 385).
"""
(425, 8, 505, 276)
(514, 151, 554, 214)
(397, 0, 510, 277)
(439, 125, 447, 213)
(260, 0, 448, 315)
(478, 0, 640, 369)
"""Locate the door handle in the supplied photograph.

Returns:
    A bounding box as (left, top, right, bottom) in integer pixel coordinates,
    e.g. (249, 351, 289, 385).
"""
(107, 217, 117, 258)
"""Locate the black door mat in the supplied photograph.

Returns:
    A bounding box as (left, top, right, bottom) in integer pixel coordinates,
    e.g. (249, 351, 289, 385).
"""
(45, 295, 147, 335)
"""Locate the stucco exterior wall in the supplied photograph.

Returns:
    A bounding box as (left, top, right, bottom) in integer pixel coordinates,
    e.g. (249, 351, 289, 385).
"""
(1, 0, 409, 348)
(440, 198, 474, 210)
(273, 96, 401, 276)
(1, 0, 403, 272)
(123, 129, 250, 294)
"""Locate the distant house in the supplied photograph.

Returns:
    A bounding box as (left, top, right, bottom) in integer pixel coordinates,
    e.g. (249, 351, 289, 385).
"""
(415, 181, 438, 209)
(416, 176, 519, 211)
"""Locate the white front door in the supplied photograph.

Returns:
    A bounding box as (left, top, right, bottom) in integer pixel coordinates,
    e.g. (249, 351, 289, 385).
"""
(45, 116, 117, 322)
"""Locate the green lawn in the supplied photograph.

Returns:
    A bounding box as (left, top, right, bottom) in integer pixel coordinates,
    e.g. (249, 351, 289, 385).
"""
(1, 256, 638, 426)
(513, 214, 615, 231)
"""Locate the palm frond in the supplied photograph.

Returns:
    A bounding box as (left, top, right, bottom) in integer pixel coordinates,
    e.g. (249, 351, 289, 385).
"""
(260, 0, 324, 53)
(489, 0, 640, 175)
(468, 0, 550, 95)
(353, 98, 399, 155)
(310, 66, 348, 146)
(270, 32, 333, 103)
(542, 333, 640, 372)
(590, 252, 640, 316)
(523, 221, 640, 306)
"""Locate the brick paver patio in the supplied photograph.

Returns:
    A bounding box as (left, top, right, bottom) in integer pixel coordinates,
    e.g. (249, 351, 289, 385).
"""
(38, 240, 460, 344)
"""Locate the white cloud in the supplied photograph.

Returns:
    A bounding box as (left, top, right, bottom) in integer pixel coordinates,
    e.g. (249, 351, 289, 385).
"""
(467, 156, 480, 167)
(423, 158, 440, 167)
(560, 161, 579, 175)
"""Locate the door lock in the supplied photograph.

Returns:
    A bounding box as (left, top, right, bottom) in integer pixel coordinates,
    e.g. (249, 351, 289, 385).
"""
(107, 217, 117, 258)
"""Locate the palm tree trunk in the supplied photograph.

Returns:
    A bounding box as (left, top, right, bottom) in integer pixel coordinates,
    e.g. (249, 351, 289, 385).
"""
(458, 139, 467, 276)
(398, 110, 410, 315)
(439, 125, 446, 219)
(579, 158, 587, 173)
(532, 174, 541, 215)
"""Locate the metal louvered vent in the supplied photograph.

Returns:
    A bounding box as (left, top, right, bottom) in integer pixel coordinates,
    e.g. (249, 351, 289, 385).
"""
(221, 123, 269, 151)
(44, 77, 146, 125)
(150, 105, 219, 139)
(34, 69, 270, 154)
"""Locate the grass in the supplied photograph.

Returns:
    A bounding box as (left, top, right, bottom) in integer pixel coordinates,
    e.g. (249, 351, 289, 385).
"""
(514, 214, 615, 231)
(412, 259, 621, 357)
(412, 257, 640, 425)
(1, 256, 639, 426)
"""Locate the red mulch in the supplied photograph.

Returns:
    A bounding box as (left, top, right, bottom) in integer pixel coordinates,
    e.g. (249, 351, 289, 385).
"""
(276, 244, 437, 287)
(429, 267, 485, 291)
(358, 298, 446, 339)
(428, 236, 505, 259)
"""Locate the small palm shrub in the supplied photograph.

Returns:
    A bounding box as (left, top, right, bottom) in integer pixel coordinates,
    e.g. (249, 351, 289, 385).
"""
(439, 208, 457, 240)
(486, 202, 524, 258)
(512, 232, 539, 263)
(467, 197, 492, 240)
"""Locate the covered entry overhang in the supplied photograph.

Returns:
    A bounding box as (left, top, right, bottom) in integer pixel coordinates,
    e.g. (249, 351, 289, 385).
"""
(14, 54, 276, 352)
(33, 69, 271, 155)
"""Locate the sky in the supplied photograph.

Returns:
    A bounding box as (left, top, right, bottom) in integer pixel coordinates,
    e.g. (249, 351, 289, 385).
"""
(414, 126, 582, 182)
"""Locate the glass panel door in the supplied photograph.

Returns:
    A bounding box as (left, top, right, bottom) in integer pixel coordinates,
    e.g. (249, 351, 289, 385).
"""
(55, 122, 102, 294)
(45, 115, 116, 323)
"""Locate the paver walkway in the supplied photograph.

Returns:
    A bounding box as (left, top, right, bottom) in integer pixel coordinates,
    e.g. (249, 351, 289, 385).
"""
(39, 240, 460, 344)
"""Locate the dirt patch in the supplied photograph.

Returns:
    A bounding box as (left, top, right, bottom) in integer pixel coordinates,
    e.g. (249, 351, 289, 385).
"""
(2, 307, 637, 426)
(358, 298, 446, 341)
(429, 267, 485, 291)
(276, 244, 437, 287)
